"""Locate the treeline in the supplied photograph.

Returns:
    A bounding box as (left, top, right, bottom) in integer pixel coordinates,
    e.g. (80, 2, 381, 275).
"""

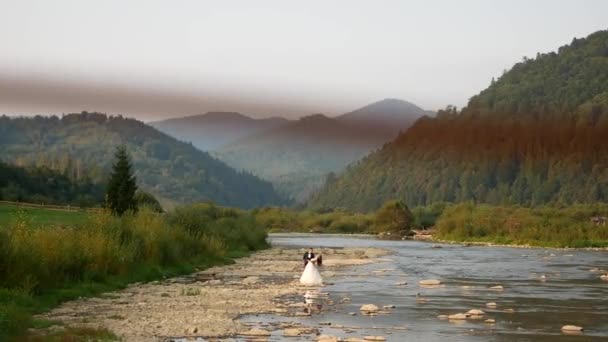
(267, 200, 608, 248)
(0, 161, 104, 207)
(467, 30, 608, 119)
(0, 112, 287, 209)
(309, 29, 608, 212)
(0, 203, 268, 340)
(253, 200, 444, 234)
(435, 202, 608, 248)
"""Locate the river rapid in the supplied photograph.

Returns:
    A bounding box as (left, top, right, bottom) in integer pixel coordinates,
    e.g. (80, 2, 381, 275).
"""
(238, 233, 608, 342)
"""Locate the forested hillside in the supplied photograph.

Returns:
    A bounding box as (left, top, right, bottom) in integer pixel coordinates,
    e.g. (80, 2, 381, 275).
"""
(215, 99, 427, 202)
(0, 113, 287, 208)
(0, 162, 104, 206)
(309, 30, 608, 212)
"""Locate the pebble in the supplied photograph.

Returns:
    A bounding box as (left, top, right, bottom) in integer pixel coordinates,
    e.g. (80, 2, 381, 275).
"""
(601, 274, 608, 281)
(419, 279, 441, 286)
(467, 309, 485, 316)
(486, 302, 497, 308)
(561, 325, 583, 332)
(295, 312, 311, 317)
(242, 276, 260, 284)
(241, 328, 271, 336)
(364, 336, 387, 341)
(485, 319, 496, 324)
(317, 335, 339, 342)
(283, 328, 302, 336)
(360, 304, 380, 313)
(489, 285, 504, 290)
(448, 313, 469, 320)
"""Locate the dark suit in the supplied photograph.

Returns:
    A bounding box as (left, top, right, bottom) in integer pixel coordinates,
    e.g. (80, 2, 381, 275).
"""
(303, 251, 315, 266)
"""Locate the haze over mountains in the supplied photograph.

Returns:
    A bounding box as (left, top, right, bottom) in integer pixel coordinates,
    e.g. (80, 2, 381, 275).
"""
(153, 99, 431, 202)
(150, 112, 289, 151)
(310, 30, 608, 211)
(0, 113, 286, 209)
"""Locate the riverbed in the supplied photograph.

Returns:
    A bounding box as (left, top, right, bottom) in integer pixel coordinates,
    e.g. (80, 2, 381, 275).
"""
(237, 234, 608, 342)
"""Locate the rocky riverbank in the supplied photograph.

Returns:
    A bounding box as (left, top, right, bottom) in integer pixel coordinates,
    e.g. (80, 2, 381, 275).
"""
(34, 247, 389, 341)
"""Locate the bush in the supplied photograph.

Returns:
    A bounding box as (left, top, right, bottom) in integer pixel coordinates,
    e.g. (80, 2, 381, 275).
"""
(435, 203, 608, 247)
(0, 202, 268, 339)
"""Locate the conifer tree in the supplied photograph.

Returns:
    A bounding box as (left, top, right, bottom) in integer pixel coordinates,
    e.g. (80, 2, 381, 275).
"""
(106, 145, 137, 216)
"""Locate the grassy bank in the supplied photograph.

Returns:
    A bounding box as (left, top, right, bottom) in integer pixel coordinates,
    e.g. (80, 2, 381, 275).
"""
(434, 203, 608, 248)
(0, 203, 268, 341)
(256, 201, 608, 248)
(0, 203, 90, 228)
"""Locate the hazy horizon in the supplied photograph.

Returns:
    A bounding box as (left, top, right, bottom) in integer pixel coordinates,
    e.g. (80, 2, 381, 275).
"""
(1, 0, 607, 121)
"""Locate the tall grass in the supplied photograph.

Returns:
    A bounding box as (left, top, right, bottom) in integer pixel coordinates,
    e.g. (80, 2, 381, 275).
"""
(435, 202, 608, 247)
(0, 203, 268, 341)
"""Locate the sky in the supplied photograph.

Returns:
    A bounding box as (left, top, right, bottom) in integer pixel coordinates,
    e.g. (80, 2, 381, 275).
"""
(0, 0, 607, 121)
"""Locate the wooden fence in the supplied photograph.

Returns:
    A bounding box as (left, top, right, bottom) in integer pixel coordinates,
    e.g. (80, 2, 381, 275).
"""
(0, 200, 103, 213)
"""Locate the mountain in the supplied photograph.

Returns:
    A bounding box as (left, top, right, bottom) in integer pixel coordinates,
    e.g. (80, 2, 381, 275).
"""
(150, 112, 289, 151)
(336, 98, 429, 137)
(215, 99, 429, 202)
(0, 112, 287, 209)
(309, 30, 608, 212)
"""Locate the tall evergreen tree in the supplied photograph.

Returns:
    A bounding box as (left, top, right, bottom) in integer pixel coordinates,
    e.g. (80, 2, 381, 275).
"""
(106, 145, 137, 216)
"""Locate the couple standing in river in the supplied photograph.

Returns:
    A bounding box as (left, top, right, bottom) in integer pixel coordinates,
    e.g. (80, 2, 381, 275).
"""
(300, 248, 323, 286)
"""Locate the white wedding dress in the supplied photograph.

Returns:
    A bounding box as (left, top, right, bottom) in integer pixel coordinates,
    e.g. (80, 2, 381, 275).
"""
(300, 258, 323, 286)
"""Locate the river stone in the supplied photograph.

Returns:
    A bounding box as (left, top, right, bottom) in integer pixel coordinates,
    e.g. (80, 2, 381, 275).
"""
(467, 309, 485, 315)
(486, 302, 497, 308)
(364, 336, 387, 341)
(561, 325, 583, 332)
(242, 276, 260, 284)
(601, 274, 608, 280)
(383, 305, 396, 309)
(344, 338, 365, 342)
(295, 311, 311, 317)
(242, 328, 271, 336)
(448, 313, 469, 320)
(360, 304, 380, 313)
(317, 335, 339, 342)
(437, 315, 449, 319)
(485, 319, 496, 324)
(283, 328, 302, 336)
(490, 285, 504, 290)
(419, 279, 441, 286)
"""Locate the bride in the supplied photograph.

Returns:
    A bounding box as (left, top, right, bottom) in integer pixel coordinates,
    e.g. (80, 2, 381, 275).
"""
(300, 255, 323, 286)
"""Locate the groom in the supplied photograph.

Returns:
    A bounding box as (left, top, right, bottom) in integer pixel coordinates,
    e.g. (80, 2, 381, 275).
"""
(303, 248, 315, 267)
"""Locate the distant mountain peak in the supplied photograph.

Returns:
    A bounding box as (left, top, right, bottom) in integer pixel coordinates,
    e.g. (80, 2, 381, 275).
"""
(200, 111, 252, 120)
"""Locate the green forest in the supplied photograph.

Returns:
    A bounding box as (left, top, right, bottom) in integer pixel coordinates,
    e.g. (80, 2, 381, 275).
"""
(309, 30, 608, 212)
(0, 162, 104, 206)
(0, 113, 287, 209)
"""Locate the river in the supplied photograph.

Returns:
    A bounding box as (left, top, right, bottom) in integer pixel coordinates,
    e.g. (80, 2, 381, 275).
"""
(237, 234, 608, 341)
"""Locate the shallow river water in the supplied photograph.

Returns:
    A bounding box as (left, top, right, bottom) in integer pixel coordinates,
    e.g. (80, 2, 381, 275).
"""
(238, 234, 608, 342)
